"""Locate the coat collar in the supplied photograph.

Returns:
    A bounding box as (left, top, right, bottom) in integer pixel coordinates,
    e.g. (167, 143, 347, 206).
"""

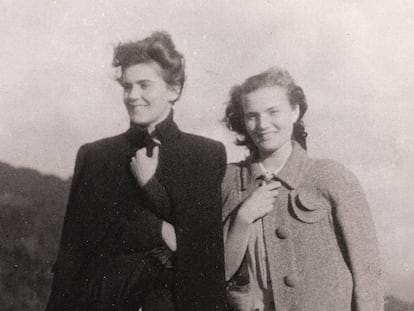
(241, 141, 309, 191)
(126, 109, 181, 147)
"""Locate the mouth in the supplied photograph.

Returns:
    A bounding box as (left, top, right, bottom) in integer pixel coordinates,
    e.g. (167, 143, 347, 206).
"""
(128, 103, 149, 110)
(256, 131, 277, 140)
(126, 99, 149, 107)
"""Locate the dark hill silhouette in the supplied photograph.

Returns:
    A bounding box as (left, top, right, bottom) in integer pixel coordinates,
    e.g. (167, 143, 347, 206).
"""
(0, 161, 413, 310)
(0, 162, 71, 311)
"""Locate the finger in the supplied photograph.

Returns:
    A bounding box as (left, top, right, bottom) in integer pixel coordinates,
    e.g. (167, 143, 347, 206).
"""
(130, 157, 136, 167)
(129, 161, 137, 174)
(265, 181, 282, 190)
(268, 188, 279, 195)
(151, 145, 159, 158)
(265, 190, 279, 200)
(257, 206, 273, 217)
(260, 185, 279, 193)
(135, 148, 147, 157)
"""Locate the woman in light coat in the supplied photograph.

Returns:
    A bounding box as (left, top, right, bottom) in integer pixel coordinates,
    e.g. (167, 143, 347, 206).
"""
(222, 66, 383, 311)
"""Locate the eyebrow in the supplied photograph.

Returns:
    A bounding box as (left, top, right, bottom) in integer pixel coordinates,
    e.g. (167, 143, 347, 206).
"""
(119, 79, 154, 86)
(244, 106, 280, 114)
(265, 106, 280, 112)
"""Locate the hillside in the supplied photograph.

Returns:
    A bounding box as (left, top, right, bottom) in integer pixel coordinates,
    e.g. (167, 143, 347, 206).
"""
(0, 162, 70, 310)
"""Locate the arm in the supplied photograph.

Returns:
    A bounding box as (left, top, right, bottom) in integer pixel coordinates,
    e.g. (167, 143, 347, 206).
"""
(141, 176, 172, 221)
(223, 211, 252, 281)
(223, 181, 280, 280)
(130, 145, 173, 221)
(128, 145, 176, 250)
(327, 161, 384, 311)
(141, 177, 176, 251)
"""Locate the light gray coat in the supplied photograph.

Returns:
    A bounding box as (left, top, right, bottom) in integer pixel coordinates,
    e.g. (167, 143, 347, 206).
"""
(223, 142, 383, 311)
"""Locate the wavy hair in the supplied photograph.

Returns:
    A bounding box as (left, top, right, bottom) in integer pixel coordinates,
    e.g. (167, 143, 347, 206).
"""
(224, 66, 308, 152)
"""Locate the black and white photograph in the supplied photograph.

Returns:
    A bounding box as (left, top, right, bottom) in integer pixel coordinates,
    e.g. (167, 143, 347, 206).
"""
(1, 1, 413, 310)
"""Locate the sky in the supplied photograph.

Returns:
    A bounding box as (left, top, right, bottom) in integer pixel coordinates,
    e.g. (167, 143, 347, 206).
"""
(1, 0, 414, 300)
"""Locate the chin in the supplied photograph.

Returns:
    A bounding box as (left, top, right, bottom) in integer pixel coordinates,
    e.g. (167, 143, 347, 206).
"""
(129, 117, 150, 127)
(128, 112, 147, 124)
(257, 141, 285, 154)
(260, 141, 279, 150)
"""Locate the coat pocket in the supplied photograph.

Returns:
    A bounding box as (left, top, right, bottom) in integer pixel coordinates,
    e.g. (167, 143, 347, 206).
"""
(289, 189, 330, 224)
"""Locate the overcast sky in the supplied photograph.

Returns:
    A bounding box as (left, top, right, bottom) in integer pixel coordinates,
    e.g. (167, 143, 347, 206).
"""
(1, 0, 414, 300)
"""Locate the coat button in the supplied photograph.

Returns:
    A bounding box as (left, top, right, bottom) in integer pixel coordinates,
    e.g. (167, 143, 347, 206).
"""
(284, 275, 299, 287)
(275, 226, 289, 239)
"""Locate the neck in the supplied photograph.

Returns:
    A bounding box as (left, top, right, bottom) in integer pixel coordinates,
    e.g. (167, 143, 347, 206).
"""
(259, 140, 293, 172)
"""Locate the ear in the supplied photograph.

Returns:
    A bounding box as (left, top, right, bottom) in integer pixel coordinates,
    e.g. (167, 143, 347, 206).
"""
(291, 104, 300, 123)
(167, 84, 181, 103)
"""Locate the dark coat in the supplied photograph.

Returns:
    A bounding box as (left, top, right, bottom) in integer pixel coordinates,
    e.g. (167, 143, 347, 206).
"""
(47, 114, 228, 311)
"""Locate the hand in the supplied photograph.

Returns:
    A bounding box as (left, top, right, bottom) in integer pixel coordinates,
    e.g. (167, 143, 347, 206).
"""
(237, 180, 281, 224)
(161, 221, 177, 252)
(130, 145, 159, 187)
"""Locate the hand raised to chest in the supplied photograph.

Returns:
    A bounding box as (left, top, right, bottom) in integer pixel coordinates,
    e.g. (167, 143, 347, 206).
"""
(237, 180, 282, 224)
(130, 145, 160, 187)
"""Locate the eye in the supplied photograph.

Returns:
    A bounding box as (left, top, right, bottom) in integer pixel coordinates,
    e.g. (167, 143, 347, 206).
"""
(245, 113, 257, 121)
(140, 82, 152, 89)
(120, 82, 132, 91)
(269, 109, 280, 115)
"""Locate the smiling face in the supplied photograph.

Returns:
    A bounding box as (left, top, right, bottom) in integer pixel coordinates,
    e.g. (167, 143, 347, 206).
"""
(120, 62, 178, 132)
(242, 86, 299, 157)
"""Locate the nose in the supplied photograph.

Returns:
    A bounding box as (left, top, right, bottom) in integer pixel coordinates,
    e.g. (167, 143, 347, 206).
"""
(257, 114, 271, 130)
(127, 84, 142, 101)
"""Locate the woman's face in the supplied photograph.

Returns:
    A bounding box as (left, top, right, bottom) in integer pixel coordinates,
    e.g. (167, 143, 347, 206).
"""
(120, 62, 178, 132)
(242, 86, 299, 156)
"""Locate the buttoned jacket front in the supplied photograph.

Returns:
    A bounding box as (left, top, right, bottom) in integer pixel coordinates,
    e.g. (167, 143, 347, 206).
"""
(222, 142, 383, 311)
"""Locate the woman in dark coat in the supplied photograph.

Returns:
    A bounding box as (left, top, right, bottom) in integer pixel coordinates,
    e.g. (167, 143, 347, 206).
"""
(46, 31, 227, 311)
(222, 67, 383, 311)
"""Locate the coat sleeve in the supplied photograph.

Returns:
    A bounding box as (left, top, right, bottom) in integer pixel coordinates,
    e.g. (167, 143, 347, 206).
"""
(140, 176, 172, 222)
(221, 163, 251, 284)
(222, 164, 241, 222)
(323, 160, 384, 311)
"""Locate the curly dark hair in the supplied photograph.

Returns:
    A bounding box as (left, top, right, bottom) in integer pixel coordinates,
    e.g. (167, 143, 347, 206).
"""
(224, 66, 308, 152)
(113, 31, 185, 103)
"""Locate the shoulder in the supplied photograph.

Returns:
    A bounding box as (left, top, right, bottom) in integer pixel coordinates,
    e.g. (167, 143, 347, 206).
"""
(178, 132, 226, 165)
(221, 161, 248, 196)
(222, 162, 243, 185)
(77, 133, 127, 158)
(306, 158, 363, 195)
(221, 161, 248, 220)
(179, 132, 225, 153)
